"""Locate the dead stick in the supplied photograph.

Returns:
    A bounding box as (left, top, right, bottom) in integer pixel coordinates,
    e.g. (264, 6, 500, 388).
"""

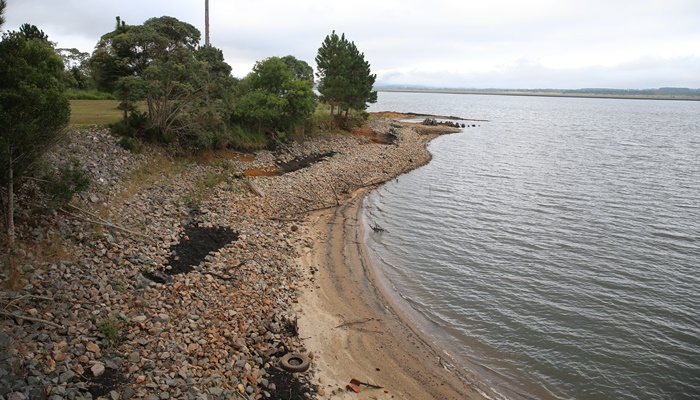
(59, 208, 150, 239)
(335, 318, 377, 329)
(0, 311, 64, 329)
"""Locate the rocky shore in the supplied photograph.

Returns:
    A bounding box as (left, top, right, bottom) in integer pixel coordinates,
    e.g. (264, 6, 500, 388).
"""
(0, 115, 460, 400)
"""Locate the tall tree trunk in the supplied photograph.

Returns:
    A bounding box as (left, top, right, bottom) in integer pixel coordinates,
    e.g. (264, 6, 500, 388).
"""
(6, 151, 15, 246)
(205, 0, 210, 46)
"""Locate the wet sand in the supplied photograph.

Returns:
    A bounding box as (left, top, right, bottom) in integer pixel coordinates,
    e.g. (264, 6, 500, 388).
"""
(297, 187, 503, 400)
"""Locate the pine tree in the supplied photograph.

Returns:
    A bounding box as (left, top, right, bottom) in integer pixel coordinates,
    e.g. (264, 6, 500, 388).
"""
(0, 29, 71, 244)
(315, 31, 377, 120)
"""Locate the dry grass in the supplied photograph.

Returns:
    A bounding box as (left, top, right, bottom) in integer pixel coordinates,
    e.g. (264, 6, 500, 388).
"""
(119, 153, 185, 200)
(1, 231, 74, 290)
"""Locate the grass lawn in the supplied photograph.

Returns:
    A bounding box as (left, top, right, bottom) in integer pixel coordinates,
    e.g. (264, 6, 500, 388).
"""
(69, 100, 122, 127)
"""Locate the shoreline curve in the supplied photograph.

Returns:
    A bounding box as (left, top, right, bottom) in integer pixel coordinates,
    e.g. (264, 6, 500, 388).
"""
(295, 119, 515, 399)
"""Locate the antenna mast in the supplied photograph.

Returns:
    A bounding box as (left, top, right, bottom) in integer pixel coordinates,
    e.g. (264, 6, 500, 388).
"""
(205, 0, 210, 46)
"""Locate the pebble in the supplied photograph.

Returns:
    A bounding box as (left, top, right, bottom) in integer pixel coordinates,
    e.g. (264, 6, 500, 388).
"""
(1, 118, 439, 399)
(91, 362, 106, 377)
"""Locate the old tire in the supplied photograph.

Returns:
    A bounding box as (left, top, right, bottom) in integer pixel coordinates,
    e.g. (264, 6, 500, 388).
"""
(279, 353, 311, 373)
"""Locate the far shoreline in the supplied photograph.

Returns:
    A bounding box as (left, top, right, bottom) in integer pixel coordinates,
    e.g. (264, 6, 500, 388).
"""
(378, 88, 700, 101)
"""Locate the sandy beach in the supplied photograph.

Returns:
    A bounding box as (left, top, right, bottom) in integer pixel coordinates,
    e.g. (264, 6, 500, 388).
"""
(294, 120, 505, 399)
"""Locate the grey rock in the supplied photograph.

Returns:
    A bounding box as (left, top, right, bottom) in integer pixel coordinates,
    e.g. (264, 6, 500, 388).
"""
(91, 362, 105, 377)
(59, 370, 76, 383)
(122, 387, 136, 399)
(0, 333, 13, 349)
(128, 351, 140, 363)
(28, 388, 47, 400)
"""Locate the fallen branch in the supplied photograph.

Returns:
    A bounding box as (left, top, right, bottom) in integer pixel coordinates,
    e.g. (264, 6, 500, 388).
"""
(269, 217, 306, 222)
(335, 317, 378, 329)
(1, 294, 56, 311)
(350, 378, 384, 389)
(245, 179, 264, 197)
(0, 311, 64, 329)
(61, 205, 150, 239)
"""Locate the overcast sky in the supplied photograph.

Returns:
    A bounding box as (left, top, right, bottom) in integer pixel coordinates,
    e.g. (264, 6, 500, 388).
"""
(3, 0, 699, 89)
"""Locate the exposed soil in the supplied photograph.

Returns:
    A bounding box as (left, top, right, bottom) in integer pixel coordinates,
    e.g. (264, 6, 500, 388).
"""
(164, 224, 239, 275)
(87, 368, 128, 398)
(276, 152, 337, 173)
(244, 152, 337, 177)
(267, 367, 317, 400)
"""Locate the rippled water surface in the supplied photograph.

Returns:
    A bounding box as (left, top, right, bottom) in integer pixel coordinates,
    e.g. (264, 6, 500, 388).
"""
(365, 92, 700, 399)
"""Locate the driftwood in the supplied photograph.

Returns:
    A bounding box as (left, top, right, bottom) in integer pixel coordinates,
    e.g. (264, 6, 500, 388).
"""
(61, 204, 150, 239)
(335, 317, 378, 329)
(350, 378, 384, 389)
(245, 179, 264, 197)
(0, 311, 64, 329)
(269, 217, 306, 223)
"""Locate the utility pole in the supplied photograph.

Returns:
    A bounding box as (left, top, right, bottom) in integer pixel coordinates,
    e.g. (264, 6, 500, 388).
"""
(205, 0, 210, 46)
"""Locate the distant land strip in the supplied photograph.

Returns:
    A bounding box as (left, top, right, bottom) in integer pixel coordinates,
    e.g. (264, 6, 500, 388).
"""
(377, 88, 700, 101)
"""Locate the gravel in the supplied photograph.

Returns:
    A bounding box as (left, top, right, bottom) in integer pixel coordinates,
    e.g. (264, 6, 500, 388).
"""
(0, 117, 445, 400)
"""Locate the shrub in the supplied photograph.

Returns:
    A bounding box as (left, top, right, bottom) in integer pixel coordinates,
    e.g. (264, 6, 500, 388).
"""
(41, 157, 91, 207)
(64, 89, 115, 100)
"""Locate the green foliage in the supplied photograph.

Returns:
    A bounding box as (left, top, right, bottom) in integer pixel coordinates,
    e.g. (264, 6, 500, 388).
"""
(281, 55, 314, 84)
(97, 317, 122, 344)
(64, 89, 115, 100)
(315, 31, 377, 119)
(228, 125, 269, 151)
(19, 24, 49, 42)
(0, 29, 71, 242)
(117, 136, 143, 153)
(56, 48, 92, 90)
(232, 56, 317, 146)
(0, 0, 6, 28)
(110, 110, 151, 143)
(41, 157, 91, 207)
(90, 16, 236, 149)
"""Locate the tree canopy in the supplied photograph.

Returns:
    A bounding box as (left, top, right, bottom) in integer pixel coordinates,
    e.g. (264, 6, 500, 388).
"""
(90, 16, 235, 147)
(0, 0, 7, 29)
(315, 31, 377, 119)
(232, 56, 317, 143)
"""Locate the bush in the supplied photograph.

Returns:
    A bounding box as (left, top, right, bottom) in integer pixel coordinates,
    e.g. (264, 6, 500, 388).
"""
(229, 125, 268, 151)
(41, 157, 91, 207)
(64, 89, 115, 100)
(117, 136, 143, 153)
(110, 110, 153, 151)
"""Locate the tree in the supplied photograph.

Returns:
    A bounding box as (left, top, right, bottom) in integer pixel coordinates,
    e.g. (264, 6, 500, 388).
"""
(90, 16, 233, 147)
(281, 55, 314, 84)
(342, 41, 377, 117)
(57, 48, 92, 90)
(19, 23, 49, 42)
(0, 0, 6, 29)
(0, 29, 71, 244)
(316, 31, 377, 120)
(232, 56, 317, 143)
(315, 31, 348, 116)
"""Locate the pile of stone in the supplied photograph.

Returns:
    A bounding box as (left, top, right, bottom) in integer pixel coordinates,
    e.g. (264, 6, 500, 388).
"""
(0, 117, 441, 400)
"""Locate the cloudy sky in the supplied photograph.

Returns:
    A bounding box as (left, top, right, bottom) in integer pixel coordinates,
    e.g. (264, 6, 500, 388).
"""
(3, 0, 699, 89)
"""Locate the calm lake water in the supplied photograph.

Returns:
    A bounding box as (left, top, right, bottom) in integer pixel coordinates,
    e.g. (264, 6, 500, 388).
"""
(365, 92, 700, 399)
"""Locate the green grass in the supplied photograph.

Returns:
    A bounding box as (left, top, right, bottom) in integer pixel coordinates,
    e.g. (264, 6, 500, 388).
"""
(69, 100, 123, 127)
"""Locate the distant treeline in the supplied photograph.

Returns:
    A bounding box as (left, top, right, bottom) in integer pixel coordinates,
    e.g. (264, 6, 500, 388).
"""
(561, 87, 700, 96)
(377, 85, 700, 97)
